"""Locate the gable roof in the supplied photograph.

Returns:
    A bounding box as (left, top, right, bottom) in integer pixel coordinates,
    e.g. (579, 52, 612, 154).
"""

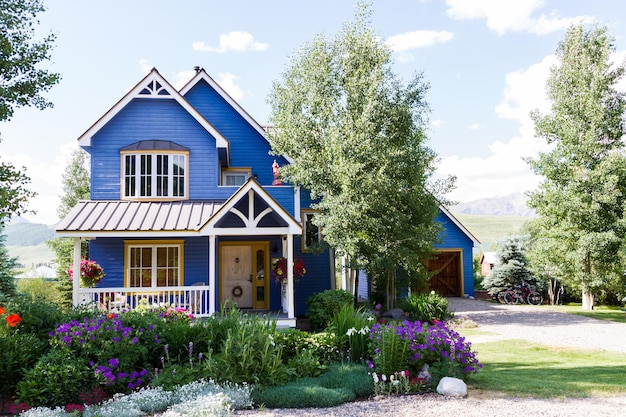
(179, 68, 268, 138)
(439, 205, 480, 245)
(77, 68, 230, 159)
(202, 177, 302, 236)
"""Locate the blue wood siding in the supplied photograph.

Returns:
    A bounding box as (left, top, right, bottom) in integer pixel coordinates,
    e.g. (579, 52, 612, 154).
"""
(88, 98, 221, 200)
(434, 211, 475, 296)
(183, 81, 289, 186)
(90, 237, 208, 288)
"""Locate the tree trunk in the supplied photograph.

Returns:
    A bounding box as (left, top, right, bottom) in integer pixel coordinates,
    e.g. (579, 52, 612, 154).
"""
(354, 268, 359, 307)
(581, 290, 594, 310)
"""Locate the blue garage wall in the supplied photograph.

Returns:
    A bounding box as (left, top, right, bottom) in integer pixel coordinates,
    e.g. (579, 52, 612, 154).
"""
(434, 211, 476, 296)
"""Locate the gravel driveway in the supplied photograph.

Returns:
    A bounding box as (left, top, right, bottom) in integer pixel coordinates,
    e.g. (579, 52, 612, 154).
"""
(235, 298, 626, 417)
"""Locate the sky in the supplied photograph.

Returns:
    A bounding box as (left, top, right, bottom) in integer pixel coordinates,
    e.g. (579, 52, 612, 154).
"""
(2, 0, 626, 225)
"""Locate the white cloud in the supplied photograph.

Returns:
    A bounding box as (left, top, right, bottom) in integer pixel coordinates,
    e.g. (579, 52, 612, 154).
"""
(386, 30, 454, 51)
(215, 72, 244, 101)
(4, 141, 79, 225)
(193, 31, 269, 53)
(173, 70, 197, 90)
(437, 54, 555, 203)
(468, 123, 483, 130)
(431, 119, 445, 128)
(445, 0, 593, 35)
(139, 59, 152, 75)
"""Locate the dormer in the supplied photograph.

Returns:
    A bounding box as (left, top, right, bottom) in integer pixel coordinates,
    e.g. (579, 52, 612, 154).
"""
(120, 140, 189, 200)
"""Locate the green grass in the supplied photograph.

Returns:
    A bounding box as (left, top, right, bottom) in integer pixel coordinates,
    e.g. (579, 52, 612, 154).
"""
(463, 338, 626, 398)
(544, 304, 626, 324)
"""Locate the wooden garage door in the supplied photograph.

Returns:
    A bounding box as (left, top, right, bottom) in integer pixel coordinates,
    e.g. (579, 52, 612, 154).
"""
(426, 251, 462, 297)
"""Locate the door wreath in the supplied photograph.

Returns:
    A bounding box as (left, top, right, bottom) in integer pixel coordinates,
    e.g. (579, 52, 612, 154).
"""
(232, 285, 243, 297)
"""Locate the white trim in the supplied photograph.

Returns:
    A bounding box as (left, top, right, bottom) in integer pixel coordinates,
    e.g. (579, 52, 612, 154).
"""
(202, 178, 302, 236)
(439, 205, 481, 245)
(78, 68, 229, 153)
(209, 235, 216, 315)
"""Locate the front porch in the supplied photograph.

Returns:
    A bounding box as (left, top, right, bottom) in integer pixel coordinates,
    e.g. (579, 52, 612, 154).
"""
(76, 285, 297, 328)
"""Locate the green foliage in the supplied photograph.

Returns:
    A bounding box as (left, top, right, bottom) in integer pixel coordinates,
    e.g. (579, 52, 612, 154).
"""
(268, 1, 450, 309)
(0, 295, 64, 338)
(0, 332, 46, 398)
(483, 235, 536, 295)
(398, 291, 454, 323)
(0, 228, 18, 299)
(251, 363, 371, 408)
(0, 0, 60, 122)
(17, 349, 95, 407)
(306, 289, 354, 331)
(16, 277, 64, 304)
(527, 23, 626, 307)
(202, 311, 289, 386)
(329, 303, 372, 362)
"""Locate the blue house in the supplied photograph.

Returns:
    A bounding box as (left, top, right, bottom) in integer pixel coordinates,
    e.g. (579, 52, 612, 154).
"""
(56, 68, 332, 327)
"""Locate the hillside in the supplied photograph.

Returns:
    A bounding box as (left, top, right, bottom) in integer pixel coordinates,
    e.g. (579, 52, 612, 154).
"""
(450, 192, 534, 217)
(3, 222, 57, 268)
(454, 213, 530, 250)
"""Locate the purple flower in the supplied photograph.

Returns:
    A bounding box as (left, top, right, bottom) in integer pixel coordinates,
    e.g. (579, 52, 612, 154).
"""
(108, 358, 119, 369)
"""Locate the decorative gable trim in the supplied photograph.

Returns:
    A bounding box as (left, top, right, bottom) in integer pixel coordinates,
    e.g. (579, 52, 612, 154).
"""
(77, 68, 230, 154)
(202, 178, 302, 236)
(439, 205, 480, 245)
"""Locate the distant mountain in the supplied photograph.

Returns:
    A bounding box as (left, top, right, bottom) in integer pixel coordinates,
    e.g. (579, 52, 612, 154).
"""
(449, 192, 535, 217)
(3, 222, 56, 246)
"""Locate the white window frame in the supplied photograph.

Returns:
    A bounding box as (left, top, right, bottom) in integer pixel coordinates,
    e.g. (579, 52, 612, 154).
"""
(122, 152, 188, 199)
(220, 168, 251, 186)
(125, 240, 184, 288)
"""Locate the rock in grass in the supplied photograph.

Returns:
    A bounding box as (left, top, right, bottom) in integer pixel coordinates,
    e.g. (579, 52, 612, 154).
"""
(436, 377, 467, 397)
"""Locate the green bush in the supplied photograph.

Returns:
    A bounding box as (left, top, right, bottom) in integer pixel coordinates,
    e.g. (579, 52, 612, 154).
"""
(329, 303, 372, 362)
(307, 289, 354, 331)
(0, 295, 65, 338)
(398, 291, 454, 324)
(16, 349, 96, 407)
(0, 333, 47, 398)
(203, 311, 289, 385)
(251, 363, 371, 408)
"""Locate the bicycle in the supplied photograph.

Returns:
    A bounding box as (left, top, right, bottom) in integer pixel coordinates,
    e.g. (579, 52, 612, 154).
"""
(498, 281, 543, 305)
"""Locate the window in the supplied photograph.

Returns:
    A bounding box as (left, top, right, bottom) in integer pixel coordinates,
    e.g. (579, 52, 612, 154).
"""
(221, 168, 250, 186)
(302, 210, 322, 251)
(123, 153, 187, 199)
(125, 241, 184, 287)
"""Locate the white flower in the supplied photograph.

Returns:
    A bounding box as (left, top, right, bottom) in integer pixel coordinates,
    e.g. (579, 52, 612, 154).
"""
(382, 374, 387, 382)
(346, 327, 356, 336)
(359, 326, 370, 335)
(372, 372, 379, 383)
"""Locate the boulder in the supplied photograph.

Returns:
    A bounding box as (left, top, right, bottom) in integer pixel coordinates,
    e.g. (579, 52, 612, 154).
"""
(436, 377, 467, 397)
(381, 308, 405, 319)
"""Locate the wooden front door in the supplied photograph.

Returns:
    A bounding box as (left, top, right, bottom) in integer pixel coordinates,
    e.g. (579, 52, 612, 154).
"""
(426, 251, 462, 297)
(219, 242, 269, 309)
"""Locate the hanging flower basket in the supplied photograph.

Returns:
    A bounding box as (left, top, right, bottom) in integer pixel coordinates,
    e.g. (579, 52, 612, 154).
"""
(67, 259, 106, 288)
(272, 256, 306, 285)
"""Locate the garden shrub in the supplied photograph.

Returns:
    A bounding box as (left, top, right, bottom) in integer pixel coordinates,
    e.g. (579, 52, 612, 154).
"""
(16, 349, 96, 407)
(202, 311, 289, 385)
(0, 296, 65, 339)
(0, 333, 47, 399)
(307, 289, 354, 331)
(251, 363, 371, 408)
(329, 303, 372, 362)
(398, 291, 454, 324)
(369, 319, 482, 388)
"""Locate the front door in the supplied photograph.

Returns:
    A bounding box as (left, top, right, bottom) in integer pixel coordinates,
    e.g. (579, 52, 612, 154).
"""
(219, 242, 269, 309)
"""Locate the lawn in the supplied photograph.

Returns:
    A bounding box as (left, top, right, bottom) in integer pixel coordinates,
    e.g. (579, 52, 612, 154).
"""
(459, 336, 626, 398)
(545, 304, 626, 324)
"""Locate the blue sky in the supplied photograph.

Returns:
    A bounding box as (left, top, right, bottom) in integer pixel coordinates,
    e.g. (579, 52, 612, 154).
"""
(2, 0, 626, 225)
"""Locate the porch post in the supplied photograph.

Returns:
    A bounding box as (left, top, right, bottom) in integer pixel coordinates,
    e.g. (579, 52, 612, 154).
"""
(72, 237, 81, 306)
(287, 233, 295, 319)
(209, 235, 216, 315)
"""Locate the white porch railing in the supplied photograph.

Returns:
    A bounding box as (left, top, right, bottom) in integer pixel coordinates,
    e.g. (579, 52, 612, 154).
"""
(78, 285, 212, 317)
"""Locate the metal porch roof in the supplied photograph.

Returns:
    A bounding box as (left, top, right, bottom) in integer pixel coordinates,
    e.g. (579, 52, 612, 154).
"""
(56, 200, 224, 234)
